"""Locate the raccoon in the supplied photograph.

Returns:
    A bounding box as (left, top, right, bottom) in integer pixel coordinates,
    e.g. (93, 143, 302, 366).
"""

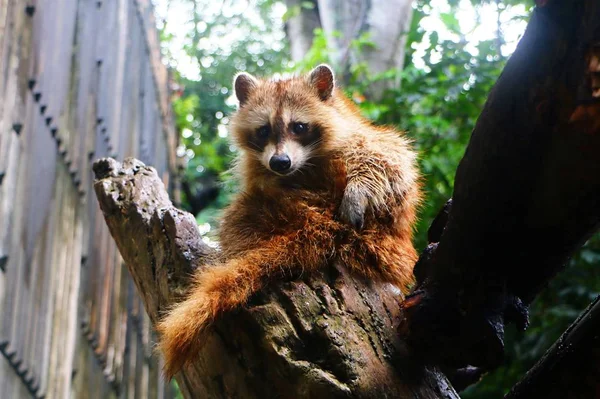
(158, 64, 421, 377)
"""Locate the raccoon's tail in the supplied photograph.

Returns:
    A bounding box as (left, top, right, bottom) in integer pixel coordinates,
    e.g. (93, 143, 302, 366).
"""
(156, 256, 265, 378)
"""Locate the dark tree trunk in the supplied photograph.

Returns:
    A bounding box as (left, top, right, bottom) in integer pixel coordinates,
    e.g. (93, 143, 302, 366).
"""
(403, 0, 600, 375)
(180, 177, 219, 216)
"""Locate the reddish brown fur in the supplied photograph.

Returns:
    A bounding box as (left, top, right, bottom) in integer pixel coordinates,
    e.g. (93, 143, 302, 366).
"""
(157, 65, 421, 378)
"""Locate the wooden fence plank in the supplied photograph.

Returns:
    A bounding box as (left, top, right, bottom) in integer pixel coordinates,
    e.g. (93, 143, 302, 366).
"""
(0, 0, 176, 396)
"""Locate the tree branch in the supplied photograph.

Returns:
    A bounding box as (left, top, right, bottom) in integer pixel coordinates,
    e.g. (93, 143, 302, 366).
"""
(93, 157, 458, 398)
(403, 0, 600, 373)
(505, 294, 600, 399)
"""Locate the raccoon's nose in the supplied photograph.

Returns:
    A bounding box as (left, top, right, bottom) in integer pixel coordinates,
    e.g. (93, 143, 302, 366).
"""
(269, 154, 291, 172)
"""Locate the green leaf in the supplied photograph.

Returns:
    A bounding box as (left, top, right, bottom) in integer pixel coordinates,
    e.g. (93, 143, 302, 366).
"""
(440, 12, 461, 34)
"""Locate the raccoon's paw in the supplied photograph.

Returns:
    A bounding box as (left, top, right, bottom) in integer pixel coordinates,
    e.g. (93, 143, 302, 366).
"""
(338, 188, 368, 230)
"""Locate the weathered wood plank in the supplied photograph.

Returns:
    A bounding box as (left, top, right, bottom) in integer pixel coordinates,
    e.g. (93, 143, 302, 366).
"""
(0, 0, 176, 396)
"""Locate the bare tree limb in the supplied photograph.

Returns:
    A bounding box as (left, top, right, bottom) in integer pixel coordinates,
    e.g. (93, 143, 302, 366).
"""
(93, 157, 458, 398)
(505, 295, 600, 399)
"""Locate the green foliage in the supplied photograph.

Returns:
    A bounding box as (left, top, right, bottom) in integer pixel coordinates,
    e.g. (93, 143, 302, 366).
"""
(292, 28, 334, 72)
(282, 1, 315, 21)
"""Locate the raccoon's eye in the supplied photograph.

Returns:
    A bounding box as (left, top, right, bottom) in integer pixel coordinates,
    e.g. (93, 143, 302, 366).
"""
(256, 125, 270, 139)
(291, 122, 309, 135)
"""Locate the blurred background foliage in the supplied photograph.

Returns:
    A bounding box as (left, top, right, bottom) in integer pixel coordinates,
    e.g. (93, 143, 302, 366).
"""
(154, 0, 600, 396)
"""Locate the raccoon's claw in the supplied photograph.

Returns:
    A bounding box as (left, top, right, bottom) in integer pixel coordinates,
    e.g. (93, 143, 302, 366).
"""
(343, 206, 365, 230)
(338, 192, 367, 230)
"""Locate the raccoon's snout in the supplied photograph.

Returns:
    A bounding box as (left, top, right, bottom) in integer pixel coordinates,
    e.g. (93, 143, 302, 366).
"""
(269, 154, 291, 173)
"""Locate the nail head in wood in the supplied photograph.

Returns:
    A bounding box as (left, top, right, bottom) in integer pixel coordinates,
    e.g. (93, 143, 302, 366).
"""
(12, 123, 23, 135)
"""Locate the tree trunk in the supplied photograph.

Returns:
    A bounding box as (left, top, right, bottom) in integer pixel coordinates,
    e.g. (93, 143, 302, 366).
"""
(286, 0, 413, 99)
(283, 0, 322, 62)
(92, 158, 458, 398)
(352, 0, 413, 96)
(403, 0, 600, 374)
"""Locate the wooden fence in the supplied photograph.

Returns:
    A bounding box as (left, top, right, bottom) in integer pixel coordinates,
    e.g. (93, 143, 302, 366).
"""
(0, 0, 178, 397)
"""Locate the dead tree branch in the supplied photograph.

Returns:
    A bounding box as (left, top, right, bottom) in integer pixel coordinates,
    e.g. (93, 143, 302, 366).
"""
(505, 294, 600, 399)
(93, 157, 458, 398)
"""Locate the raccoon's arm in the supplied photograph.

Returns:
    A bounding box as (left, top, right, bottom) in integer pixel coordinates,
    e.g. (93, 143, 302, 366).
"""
(339, 132, 419, 229)
(156, 220, 337, 378)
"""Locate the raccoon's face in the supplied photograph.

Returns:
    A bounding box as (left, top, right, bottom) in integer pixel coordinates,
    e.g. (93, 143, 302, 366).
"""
(231, 65, 335, 176)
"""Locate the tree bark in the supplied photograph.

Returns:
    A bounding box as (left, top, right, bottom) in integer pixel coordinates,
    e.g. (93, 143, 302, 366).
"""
(285, 0, 413, 99)
(92, 158, 458, 398)
(283, 0, 322, 62)
(403, 0, 600, 373)
(505, 294, 600, 399)
(354, 0, 413, 96)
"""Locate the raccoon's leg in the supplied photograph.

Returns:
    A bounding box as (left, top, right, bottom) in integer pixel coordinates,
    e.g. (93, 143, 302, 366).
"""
(338, 133, 420, 231)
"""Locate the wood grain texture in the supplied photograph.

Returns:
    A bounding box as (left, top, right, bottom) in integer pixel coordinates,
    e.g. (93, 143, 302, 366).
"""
(0, 0, 176, 397)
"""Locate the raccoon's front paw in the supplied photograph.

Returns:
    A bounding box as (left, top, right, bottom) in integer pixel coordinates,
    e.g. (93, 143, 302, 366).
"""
(338, 189, 368, 230)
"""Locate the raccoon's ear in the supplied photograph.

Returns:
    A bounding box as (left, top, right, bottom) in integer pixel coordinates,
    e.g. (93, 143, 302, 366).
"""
(308, 64, 334, 101)
(234, 72, 258, 106)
